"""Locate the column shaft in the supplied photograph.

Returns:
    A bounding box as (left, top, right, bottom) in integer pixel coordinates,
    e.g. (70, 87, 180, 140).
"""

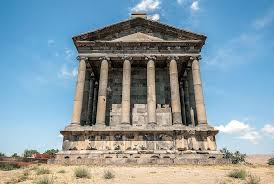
(187, 69, 197, 126)
(147, 59, 156, 124)
(91, 82, 98, 125)
(169, 59, 182, 125)
(81, 72, 90, 125)
(121, 59, 131, 125)
(180, 81, 187, 125)
(87, 75, 95, 125)
(183, 78, 191, 126)
(192, 58, 207, 125)
(71, 58, 86, 124)
(96, 59, 109, 126)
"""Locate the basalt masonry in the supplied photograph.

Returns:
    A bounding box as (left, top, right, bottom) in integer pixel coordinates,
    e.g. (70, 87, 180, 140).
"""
(54, 13, 226, 165)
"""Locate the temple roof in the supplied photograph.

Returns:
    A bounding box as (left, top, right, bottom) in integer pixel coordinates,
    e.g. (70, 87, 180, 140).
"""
(72, 16, 207, 44)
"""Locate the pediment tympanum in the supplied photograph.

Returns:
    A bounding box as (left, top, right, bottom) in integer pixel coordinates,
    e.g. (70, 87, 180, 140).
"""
(111, 32, 164, 42)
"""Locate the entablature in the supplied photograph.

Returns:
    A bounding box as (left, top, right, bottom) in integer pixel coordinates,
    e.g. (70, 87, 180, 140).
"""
(75, 40, 203, 54)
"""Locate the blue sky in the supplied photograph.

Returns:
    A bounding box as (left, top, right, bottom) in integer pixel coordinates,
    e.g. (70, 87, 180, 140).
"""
(0, 0, 274, 155)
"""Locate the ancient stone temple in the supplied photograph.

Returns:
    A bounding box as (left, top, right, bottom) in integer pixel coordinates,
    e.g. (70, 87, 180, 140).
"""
(55, 13, 225, 164)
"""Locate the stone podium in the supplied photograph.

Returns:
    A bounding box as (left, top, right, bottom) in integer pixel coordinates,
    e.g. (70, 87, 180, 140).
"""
(54, 13, 225, 164)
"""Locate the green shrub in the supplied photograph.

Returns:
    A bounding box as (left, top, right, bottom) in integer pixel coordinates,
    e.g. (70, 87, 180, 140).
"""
(11, 153, 19, 157)
(23, 149, 39, 157)
(267, 157, 274, 165)
(227, 169, 247, 179)
(57, 169, 66, 173)
(74, 167, 90, 178)
(245, 174, 260, 184)
(44, 149, 59, 156)
(0, 162, 20, 171)
(221, 148, 246, 164)
(36, 167, 50, 175)
(34, 176, 54, 184)
(103, 170, 115, 179)
(0, 152, 6, 157)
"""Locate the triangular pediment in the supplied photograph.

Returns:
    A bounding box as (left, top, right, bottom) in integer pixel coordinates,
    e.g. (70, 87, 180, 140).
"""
(111, 32, 164, 42)
(73, 17, 206, 43)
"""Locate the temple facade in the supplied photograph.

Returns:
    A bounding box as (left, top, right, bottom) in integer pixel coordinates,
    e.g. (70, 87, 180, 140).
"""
(55, 13, 225, 164)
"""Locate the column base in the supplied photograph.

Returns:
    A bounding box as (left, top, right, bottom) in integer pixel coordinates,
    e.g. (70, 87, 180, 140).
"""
(172, 112, 183, 125)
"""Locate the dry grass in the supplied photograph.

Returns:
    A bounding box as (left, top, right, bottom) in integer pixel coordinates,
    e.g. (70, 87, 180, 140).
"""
(227, 169, 247, 179)
(103, 170, 115, 179)
(245, 174, 261, 184)
(74, 166, 90, 178)
(34, 175, 54, 184)
(36, 167, 50, 175)
(0, 164, 273, 184)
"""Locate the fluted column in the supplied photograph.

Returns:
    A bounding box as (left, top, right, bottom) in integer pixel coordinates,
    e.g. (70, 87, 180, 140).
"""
(147, 57, 156, 124)
(91, 82, 98, 125)
(96, 58, 109, 126)
(179, 80, 187, 125)
(87, 73, 95, 125)
(71, 57, 87, 124)
(183, 77, 191, 126)
(121, 58, 131, 125)
(191, 57, 207, 125)
(169, 58, 182, 125)
(187, 68, 196, 126)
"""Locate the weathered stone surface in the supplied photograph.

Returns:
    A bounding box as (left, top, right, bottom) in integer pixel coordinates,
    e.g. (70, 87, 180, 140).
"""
(57, 13, 223, 165)
(71, 58, 86, 124)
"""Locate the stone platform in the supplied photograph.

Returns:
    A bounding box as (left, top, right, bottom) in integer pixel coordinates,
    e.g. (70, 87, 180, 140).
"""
(54, 150, 227, 165)
(52, 124, 228, 165)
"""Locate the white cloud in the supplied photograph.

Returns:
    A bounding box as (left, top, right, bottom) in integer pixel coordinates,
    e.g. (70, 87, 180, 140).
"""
(47, 39, 55, 46)
(238, 131, 261, 144)
(64, 48, 74, 60)
(261, 124, 274, 139)
(176, 0, 184, 5)
(253, 8, 274, 30)
(215, 120, 261, 144)
(131, 0, 160, 12)
(148, 13, 160, 21)
(216, 120, 250, 134)
(58, 65, 77, 79)
(190, 1, 199, 11)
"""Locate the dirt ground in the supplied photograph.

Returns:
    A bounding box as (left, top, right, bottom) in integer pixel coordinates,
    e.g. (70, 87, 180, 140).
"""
(0, 164, 273, 184)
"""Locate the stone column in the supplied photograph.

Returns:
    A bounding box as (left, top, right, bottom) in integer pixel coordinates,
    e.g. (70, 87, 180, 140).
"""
(183, 76, 191, 126)
(191, 57, 207, 125)
(187, 68, 196, 126)
(71, 57, 87, 125)
(121, 58, 131, 125)
(179, 80, 187, 125)
(146, 57, 156, 125)
(87, 73, 95, 125)
(169, 58, 182, 125)
(81, 71, 90, 125)
(96, 58, 109, 126)
(91, 82, 98, 125)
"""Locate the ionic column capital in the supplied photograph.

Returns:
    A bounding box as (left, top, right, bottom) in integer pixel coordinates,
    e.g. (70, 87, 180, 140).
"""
(145, 55, 156, 61)
(190, 55, 201, 61)
(76, 56, 88, 61)
(121, 55, 133, 61)
(167, 56, 179, 61)
(90, 72, 95, 80)
(99, 56, 110, 61)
